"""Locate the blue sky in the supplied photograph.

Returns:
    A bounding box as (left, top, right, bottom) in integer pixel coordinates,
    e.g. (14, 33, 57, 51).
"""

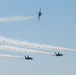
(0, 0, 76, 75)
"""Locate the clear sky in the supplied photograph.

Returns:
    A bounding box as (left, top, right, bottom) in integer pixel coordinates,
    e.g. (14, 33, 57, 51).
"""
(0, 0, 76, 75)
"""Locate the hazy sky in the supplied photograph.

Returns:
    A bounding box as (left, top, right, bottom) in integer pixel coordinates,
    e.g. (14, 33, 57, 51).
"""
(0, 0, 76, 75)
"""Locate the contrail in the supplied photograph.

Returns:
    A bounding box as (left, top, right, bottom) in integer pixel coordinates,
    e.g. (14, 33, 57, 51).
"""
(0, 44, 55, 56)
(0, 54, 24, 59)
(0, 16, 36, 22)
(0, 36, 76, 52)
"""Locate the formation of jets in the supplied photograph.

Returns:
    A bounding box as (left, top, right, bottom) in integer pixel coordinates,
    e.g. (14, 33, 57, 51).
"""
(24, 52, 63, 60)
(23, 9, 64, 60)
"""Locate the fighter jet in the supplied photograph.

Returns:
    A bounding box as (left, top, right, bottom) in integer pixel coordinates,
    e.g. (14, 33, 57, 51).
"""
(55, 52, 63, 56)
(37, 8, 43, 21)
(24, 55, 33, 60)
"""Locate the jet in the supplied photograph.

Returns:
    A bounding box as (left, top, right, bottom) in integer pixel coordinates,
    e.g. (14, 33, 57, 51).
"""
(55, 52, 63, 56)
(37, 8, 43, 21)
(24, 55, 33, 60)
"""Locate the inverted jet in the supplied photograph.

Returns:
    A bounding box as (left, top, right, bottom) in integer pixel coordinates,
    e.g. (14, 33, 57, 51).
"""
(24, 55, 33, 60)
(55, 52, 63, 56)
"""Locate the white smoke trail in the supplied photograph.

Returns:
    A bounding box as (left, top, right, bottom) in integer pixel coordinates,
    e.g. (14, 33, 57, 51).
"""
(0, 16, 36, 22)
(0, 54, 24, 59)
(0, 44, 55, 56)
(0, 36, 76, 52)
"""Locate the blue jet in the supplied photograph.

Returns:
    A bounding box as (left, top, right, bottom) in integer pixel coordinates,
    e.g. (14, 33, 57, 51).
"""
(24, 55, 33, 60)
(55, 52, 63, 56)
(37, 8, 43, 21)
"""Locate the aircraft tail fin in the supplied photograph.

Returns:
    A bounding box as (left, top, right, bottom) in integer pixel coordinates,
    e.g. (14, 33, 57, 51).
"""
(24, 56, 26, 59)
(55, 52, 57, 56)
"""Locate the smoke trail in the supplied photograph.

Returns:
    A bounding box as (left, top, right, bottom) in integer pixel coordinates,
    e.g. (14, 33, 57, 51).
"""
(0, 54, 24, 59)
(0, 44, 55, 56)
(0, 16, 36, 22)
(0, 36, 76, 52)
